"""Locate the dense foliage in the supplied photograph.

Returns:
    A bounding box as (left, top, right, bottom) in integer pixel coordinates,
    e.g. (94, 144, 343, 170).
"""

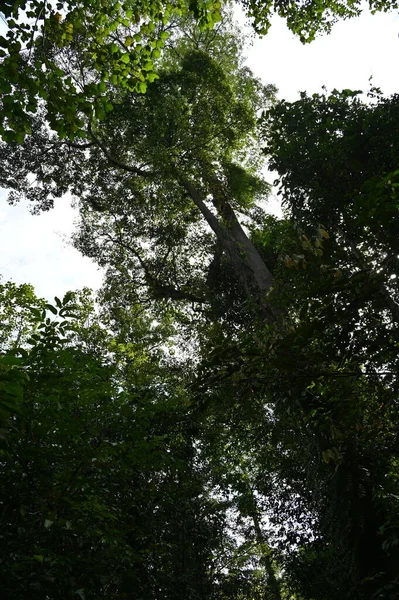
(1, 5, 399, 600)
(0, 0, 223, 141)
(2, 0, 399, 141)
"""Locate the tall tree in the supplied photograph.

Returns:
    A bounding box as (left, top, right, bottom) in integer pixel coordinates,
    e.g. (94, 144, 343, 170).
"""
(2, 11, 399, 600)
(0, 0, 223, 141)
(1, 14, 279, 321)
(255, 89, 399, 598)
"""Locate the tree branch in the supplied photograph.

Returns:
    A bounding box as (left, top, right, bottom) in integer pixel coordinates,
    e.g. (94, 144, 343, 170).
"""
(343, 232, 399, 324)
(88, 124, 154, 177)
(110, 230, 206, 304)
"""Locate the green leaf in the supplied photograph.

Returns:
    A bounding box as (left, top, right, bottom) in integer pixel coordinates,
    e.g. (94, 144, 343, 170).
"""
(33, 555, 44, 563)
(146, 71, 159, 83)
(45, 303, 58, 315)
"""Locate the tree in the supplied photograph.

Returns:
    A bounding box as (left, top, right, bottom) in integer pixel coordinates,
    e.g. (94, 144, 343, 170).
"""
(0, 0, 222, 141)
(0, 285, 244, 599)
(263, 88, 399, 327)
(254, 89, 399, 598)
(1, 14, 279, 323)
(172, 87, 399, 598)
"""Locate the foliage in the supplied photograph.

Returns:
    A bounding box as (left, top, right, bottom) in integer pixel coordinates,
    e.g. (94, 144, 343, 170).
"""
(239, 0, 399, 42)
(254, 89, 399, 598)
(0, 280, 46, 351)
(262, 88, 399, 328)
(2, 11, 399, 600)
(0, 0, 222, 141)
(3, 0, 397, 144)
(0, 285, 242, 599)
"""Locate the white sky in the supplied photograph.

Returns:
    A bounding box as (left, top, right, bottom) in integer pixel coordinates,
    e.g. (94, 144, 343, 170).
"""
(1, 4, 398, 301)
(245, 8, 399, 101)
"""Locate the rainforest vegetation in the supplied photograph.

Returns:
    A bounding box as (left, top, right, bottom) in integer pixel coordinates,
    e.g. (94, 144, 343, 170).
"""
(0, 1, 398, 598)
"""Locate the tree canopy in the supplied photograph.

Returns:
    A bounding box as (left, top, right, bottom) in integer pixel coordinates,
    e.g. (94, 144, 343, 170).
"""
(241, 0, 399, 40)
(0, 0, 223, 141)
(1, 6, 399, 600)
(1, 0, 399, 141)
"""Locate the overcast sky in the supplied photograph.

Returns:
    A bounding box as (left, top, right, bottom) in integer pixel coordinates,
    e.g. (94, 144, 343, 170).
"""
(245, 7, 399, 101)
(1, 4, 398, 301)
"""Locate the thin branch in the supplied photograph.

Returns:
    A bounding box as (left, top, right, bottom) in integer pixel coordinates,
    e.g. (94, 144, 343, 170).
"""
(343, 232, 399, 324)
(109, 33, 131, 53)
(88, 123, 154, 177)
(104, 229, 206, 304)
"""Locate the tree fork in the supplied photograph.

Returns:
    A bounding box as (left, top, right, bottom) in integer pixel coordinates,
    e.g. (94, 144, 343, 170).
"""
(176, 170, 280, 321)
(208, 173, 274, 294)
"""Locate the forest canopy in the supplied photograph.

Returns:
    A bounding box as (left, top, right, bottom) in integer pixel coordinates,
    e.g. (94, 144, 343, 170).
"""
(0, 2, 399, 600)
(1, 0, 399, 140)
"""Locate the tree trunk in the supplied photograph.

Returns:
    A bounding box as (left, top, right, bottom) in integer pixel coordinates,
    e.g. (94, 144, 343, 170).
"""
(176, 170, 278, 320)
(209, 175, 273, 294)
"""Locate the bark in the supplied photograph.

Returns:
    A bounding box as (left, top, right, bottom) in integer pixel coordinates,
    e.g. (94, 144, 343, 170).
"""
(176, 170, 279, 320)
(208, 173, 274, 294)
